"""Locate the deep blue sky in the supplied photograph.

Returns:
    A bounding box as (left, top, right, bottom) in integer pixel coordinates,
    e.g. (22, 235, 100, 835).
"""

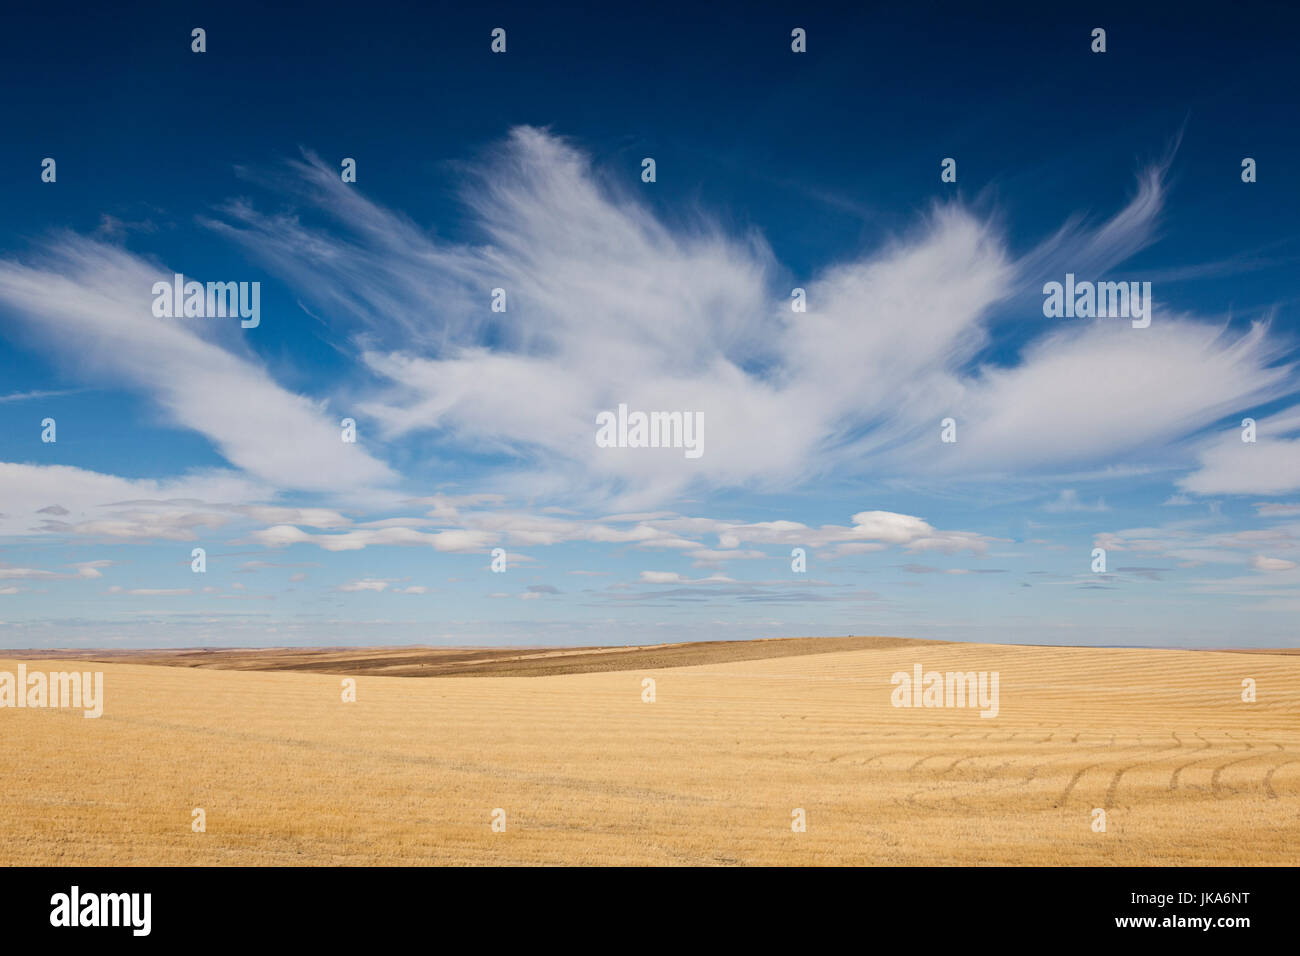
(1, 1, 1299, 647)
(5, 2, 1298, 266)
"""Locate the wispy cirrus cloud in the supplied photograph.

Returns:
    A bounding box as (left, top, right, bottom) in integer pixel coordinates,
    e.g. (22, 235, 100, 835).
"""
(194, 127, 1297, 505)
(0, 238, 392, 493)
(1179, 405, 1300, 495)
(2, 129, 1292, 511)
(2, 125, 1298, 645)
(0, 388, 86, 403)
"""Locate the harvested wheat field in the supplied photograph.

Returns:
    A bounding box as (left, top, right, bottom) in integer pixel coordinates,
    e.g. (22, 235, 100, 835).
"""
(2, 637, 1298, 865)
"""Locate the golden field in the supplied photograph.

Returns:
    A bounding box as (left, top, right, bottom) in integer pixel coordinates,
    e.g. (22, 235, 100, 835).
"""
(2, 638, 1298, 865)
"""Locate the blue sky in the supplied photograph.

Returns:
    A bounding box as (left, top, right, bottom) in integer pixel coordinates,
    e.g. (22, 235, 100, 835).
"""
(2, 1, 1299, 648)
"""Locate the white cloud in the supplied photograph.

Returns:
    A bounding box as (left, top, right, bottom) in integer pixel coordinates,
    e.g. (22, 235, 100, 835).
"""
(1251, 555, 1297, 572)
(106, 587, 193, 596)
(252, 525, 496, 552)
(189, 128, 1298, 507)
(0, 567, 56, 579)
(0, 559, 114, 581)
(639, 571, 735, 584)
(243, 505, 992, 558)
(337, 578, 392, 592)
(5, 130, 1294, 511)
(1043, 489, 1109, 512)
(238, 506, 353, 529)
(71, 560, 114, 578)
(929, 319, 1292, 477)
(0, 237, 392, 492)
(1096, 522, 1298, 567)
(0, 462, 265, 540)
(639, 571, 683, 583)
(1180, 406, 1300, 495)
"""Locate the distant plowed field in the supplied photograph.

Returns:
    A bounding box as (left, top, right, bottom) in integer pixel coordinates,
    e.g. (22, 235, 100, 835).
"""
(3, 639, 1297, 865)
(0, 635, 933, 677)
